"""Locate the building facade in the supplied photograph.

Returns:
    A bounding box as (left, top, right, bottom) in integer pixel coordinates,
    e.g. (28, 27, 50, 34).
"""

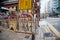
(52, 0, 60, 13)
(48, 0, 60, 14)
(47, 0, 60, 16)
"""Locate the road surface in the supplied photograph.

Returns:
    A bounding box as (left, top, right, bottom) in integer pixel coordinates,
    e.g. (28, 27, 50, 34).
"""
(46, 18, 60, 32)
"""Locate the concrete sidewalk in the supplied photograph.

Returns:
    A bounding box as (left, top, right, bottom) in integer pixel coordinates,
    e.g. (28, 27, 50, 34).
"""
(0, 26, 32, 40)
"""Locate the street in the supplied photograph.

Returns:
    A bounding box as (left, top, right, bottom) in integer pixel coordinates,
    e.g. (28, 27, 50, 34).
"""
(0, 0, 60, 40)
(46, 17, 60, 32)
(38, 17, 60, 40)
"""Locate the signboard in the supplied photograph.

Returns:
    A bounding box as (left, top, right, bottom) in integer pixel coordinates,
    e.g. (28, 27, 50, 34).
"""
(18, 0, 32, 10)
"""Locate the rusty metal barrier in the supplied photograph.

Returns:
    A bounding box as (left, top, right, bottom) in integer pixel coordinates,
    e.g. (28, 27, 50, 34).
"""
(1, 13, 39, 34)
(17, 16, 34, 34)
(16, 13, 38, 34)
(7, 15, 17, 31)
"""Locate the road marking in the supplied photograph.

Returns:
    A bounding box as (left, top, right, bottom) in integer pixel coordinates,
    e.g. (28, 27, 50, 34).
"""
(44, 27, 51, 33)
(46, 21, 60, 37)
